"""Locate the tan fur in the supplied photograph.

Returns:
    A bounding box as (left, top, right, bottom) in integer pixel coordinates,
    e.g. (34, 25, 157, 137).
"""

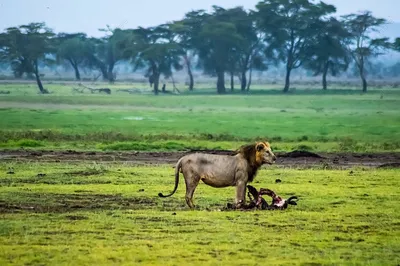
(158, 141, 276, 209)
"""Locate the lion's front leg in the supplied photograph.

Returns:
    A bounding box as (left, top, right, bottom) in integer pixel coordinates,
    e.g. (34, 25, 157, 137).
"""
(235, 180, 247, 209)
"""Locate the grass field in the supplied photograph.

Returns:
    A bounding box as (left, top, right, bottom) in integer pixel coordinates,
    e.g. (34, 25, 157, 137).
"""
(1, 81, 400, 265)
(1, 82, 400, 152)
(0, 161, 399, 265)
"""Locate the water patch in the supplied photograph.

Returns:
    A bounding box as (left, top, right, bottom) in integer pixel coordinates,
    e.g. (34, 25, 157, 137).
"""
(120, 116, 174, 122)
(122, 116, 145, 121)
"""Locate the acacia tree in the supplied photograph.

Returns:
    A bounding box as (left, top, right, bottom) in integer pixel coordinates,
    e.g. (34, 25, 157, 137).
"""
(304, 18, 350, 90)
(85, 27, 127, 82)
(217, 7, 268, 92)
(255, 0, 336, 92)
(0, 22, 54, 93)
(235, 10, 268, 91)
(195, 6, 244, 94)
(120, 26, 183, 95)
(342, 11, 390, 92)
(56, 33, 91, 80)
(169, 10, 208, 91)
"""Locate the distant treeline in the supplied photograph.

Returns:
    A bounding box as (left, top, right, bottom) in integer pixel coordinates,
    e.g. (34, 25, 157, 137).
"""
(1, 0, 400, 94)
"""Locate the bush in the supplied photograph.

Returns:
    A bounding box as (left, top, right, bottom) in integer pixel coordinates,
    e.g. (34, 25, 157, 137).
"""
(294, 144, 313, 151)
(15, 139, 43, 148)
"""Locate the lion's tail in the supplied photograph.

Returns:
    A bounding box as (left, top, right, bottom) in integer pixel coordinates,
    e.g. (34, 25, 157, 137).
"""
(158, 158, 183, 198)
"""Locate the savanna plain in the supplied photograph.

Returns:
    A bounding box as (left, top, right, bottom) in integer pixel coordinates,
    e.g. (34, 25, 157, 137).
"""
(0, 82, 399, 265)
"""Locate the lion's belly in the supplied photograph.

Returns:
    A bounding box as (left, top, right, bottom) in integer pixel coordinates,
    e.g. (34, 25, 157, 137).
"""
(200, 172, 236, 188)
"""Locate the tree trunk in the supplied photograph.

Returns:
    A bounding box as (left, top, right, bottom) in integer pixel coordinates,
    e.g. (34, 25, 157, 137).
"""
(188, 67, 194, 91)
(184, 55, 194, 91)
(247, 66, 253, 91)
(34, 71, 48, 94)
(283, 66, 292, 93)
(107, 64, 115, 83)
(99, 64, 108, 80)
(322, 61, 329, 90)
(68, 59, 81, 80)
(216, 69, 226, 94)
(241, 71, 247, 91)
(230, 71, 234, 91)
(73, 65, 81, 81)
(153, 73, 160, 95)
(362, 75, 367, 92)
(33, 62, 48, 94)
(358, 61, 368, 92)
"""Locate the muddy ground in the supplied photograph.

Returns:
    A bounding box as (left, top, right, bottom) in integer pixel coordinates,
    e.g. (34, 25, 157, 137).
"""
(1, 149, 399, 169)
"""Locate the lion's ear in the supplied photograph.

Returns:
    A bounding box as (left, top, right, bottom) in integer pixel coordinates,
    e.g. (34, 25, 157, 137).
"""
(256, 143, 264, 152)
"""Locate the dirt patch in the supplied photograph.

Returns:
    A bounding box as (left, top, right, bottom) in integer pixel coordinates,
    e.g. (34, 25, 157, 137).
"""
(279, 150, 325, 159)
(0, 191, 190, 214)
(377, 162, 400, 168)
(0, 149, 399, 169)
(0, 193, 160, 213)
(64, 169, 107, 176)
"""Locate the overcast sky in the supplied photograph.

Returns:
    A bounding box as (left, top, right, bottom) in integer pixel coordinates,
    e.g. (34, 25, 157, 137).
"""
(0, 0, 399, 37)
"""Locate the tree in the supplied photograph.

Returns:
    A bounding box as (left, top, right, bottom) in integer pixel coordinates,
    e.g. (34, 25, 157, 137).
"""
(342, 11, 390, 92)
(86, 27, 127, 82)
(394, 38, 400, 51)
(304, 18, 350, 90)
(169, 10, 208, 91)
(255, 0, 336, 92)
(120, 26, 183, 95)
(0, 22, 54, 93)
(56, 33, 91, 80)
(194, 6, 244, 94)
(215, 7, 268, 92)
(234, 10, 268, 91)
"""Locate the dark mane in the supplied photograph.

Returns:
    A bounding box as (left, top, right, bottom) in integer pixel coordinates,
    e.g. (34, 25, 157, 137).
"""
(237, 143, 262, 182)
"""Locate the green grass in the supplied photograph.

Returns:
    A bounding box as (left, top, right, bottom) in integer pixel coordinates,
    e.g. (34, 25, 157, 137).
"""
(1, 82, 400, 152)
(0, 161, 399, 265)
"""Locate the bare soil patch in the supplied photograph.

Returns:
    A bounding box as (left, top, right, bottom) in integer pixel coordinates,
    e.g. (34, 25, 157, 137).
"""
(0, 149, 399, 169)
(0, 193, 160, 213)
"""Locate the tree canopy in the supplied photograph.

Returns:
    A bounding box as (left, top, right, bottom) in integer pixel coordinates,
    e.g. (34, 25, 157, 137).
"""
(55, 32, 92, 80)
(0, 2, 397, 94)
(342, 11, 390, 92)
(0, 22, 55, 93)
(304, 17, 351, 89)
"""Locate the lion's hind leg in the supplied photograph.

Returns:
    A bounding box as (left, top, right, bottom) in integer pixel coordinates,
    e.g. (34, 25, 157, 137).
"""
(183, 172, 200, 209)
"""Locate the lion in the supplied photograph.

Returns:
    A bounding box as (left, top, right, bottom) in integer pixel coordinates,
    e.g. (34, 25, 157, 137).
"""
(158, 141, 277, 209)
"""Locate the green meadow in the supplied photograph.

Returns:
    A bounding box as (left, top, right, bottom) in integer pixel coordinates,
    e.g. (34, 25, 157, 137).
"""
(0, 162, 399, 265)
(0, 82, 399, 265)
(1, 83, 399, 152)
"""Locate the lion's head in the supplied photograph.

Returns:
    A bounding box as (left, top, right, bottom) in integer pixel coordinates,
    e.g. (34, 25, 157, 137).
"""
(255, 141, 276, 165)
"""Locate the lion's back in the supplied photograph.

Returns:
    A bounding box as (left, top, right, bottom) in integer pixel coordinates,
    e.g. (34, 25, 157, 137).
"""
(180, 153, 240, 176)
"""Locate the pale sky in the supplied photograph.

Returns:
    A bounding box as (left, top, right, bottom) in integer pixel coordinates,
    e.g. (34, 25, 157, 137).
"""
(0, 0, 399, 37)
